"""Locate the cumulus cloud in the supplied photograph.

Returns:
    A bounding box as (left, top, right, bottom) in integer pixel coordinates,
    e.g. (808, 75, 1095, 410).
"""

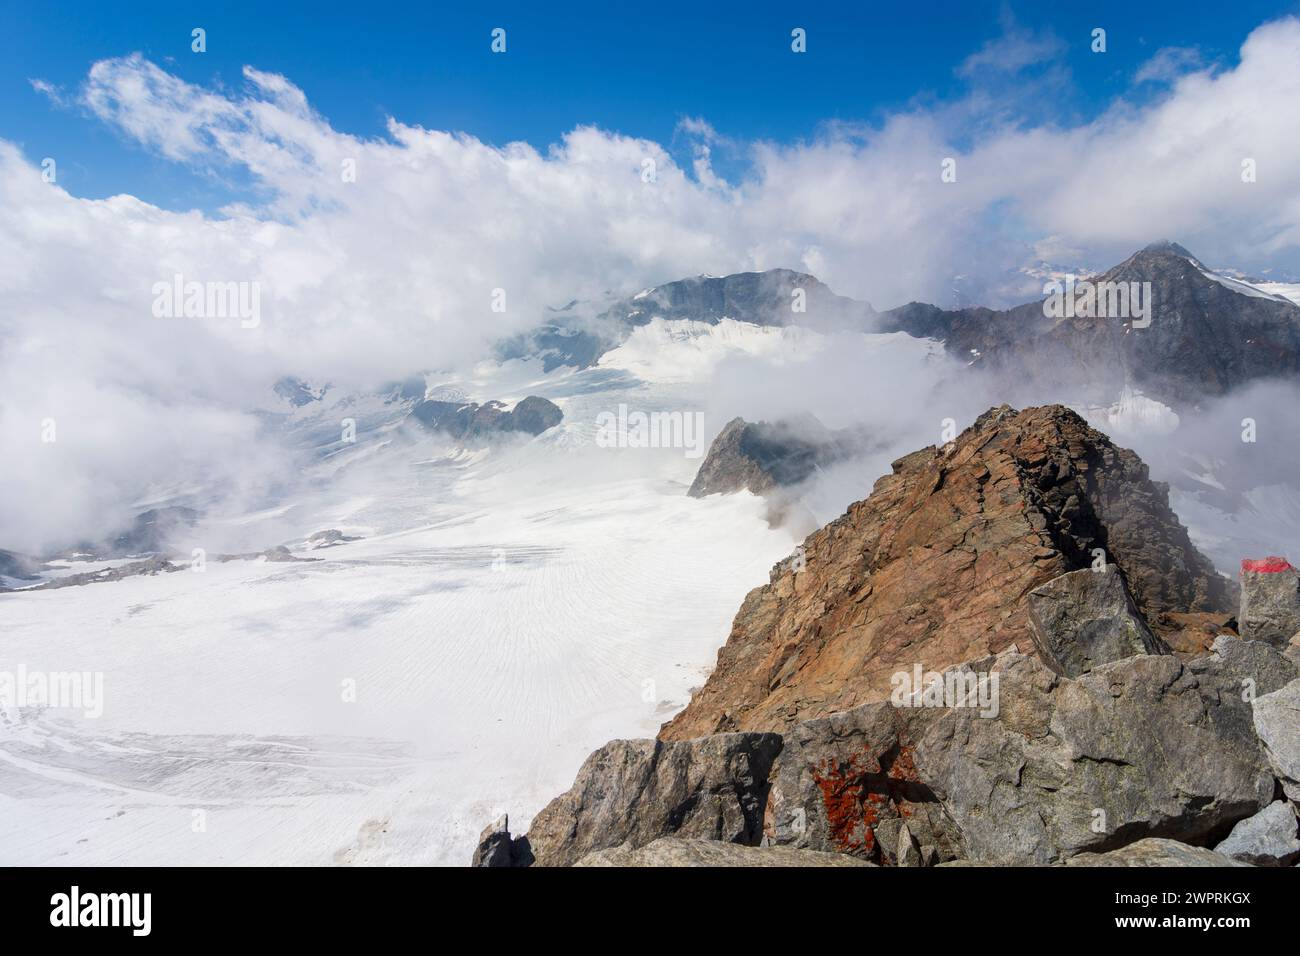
(4, 17, 1300, 552)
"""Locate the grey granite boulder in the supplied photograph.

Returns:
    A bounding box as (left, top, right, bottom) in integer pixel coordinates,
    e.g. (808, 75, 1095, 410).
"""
(1027, 566, 1168, 677)
(1239, 557, 1300, 647)
(1188, 635, 1299, 698)
(1213, 801, 1300, 866)
(520, 733, 782, 867)
(574, 837, 875, 867)
(772, 651, 1274, 865)
(1252, 678, 1300, 802)
(1065, 838, 1251, 867)
(1285, 632, 1300, 667)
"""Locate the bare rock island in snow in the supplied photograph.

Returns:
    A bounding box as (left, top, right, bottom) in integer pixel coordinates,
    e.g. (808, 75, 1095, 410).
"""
(688, 415, 869, 499)
(409, 395, 562, 440)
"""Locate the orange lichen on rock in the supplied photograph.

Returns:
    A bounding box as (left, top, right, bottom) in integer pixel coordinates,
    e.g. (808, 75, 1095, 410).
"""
(811, 753, 879, 854)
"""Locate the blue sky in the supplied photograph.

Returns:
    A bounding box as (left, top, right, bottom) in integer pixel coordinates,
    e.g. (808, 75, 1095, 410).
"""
(3, 0, 1297, 209)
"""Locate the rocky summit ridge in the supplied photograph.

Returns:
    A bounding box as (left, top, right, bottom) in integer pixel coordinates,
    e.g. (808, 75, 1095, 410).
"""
(473, 403, 1300, 868)
(663, 403, 1231, 740)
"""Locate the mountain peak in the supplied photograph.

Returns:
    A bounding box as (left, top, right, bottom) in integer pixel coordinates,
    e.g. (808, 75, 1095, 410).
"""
(1139, 240, 1197, 260)
(660, 403, 1232, 740)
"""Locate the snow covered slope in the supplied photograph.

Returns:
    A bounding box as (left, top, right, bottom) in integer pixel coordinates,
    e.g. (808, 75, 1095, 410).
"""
(0, 354, 799, 866)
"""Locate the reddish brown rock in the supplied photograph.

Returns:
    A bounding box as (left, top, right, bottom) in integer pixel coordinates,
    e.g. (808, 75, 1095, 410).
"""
(1160, 611, 1237, 656)
(661, 404, 1231, 740)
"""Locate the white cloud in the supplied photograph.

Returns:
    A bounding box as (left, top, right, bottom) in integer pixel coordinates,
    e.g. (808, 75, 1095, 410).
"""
(957, 23, 1065, 77)
(1134, 46, 1207, 85)
(28, 78, 67, 107)
(4, 17, 1300, 552)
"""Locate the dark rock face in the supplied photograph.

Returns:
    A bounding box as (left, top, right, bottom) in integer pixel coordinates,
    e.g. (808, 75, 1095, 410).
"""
(1239, 557, 1300, 647)
(505, 733, 781, 868)
(507, 396, 564, 435)
(879, 242, 1300, 406)
(470, 815, 533, 867)
(661, 404, 1231, 741)
(771, 650, 1276, 865)
(1213, 801, 1300, 866)
(574, 837, 875, 867)
(108, 506, 201, 557)
(688, 415, 866, 499)
(1027, 567, 1168, 677)
(1065, 838, 1251, 867)
(410, 395, 562, 439)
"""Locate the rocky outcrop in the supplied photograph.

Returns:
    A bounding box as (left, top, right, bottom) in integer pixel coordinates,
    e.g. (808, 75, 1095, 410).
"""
(515, 733, 781, 867)
(307, 529, 362, 549)
(28, 555, 182, 590)
(1239, 557, 1300, 647)
(477, 638, 1295, 867)
(470, 815, 532, 867)
(574, 837, 875, 867)
(1064, 838, 1251, 867)
(1213, 801, 1300, 866)
(508, 396, 565, 435)
(216, 545, 317, 564)
(769, 650, 1275, 865)
(662, 404, 1231, 740)
(1252, 678, 1300, 802)
(471, 404, 1298, 868)
(410, 395, 562, 439)
(688, 415, 867, 499)
(1027, 566, 1168, 677)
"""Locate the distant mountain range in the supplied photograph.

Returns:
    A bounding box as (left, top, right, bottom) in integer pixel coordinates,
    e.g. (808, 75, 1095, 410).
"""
(497, 269, 870, 372)
(503, 242, 1300, 408)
